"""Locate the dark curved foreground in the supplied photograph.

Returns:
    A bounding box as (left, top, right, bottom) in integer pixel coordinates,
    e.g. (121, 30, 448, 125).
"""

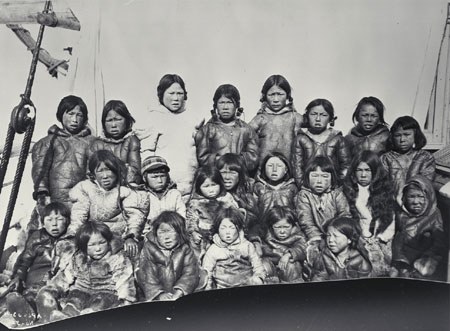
(3, 278, 449, 331)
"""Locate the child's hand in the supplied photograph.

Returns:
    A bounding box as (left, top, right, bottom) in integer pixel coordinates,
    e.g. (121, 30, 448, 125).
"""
(158, 292, 173, 301)
(0, 273, 11, 286)
(414, 257, 439, 277)
(278, 253, 292, 271)
(124, 238, 139, 258)
(8, 276, 22, 291)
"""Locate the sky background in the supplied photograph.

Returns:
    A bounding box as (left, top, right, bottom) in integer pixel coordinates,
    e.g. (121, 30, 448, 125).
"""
(0, 0, 449, 238)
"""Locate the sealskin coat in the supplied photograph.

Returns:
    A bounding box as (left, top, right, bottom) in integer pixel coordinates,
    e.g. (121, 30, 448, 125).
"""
(344, 124, 390, 157)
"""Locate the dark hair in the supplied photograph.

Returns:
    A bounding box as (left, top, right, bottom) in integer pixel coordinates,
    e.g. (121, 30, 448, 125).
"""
(389, 116, 427, 150)
(302, 156, 339, 190)
(212, 207, 245, 234)
(326, 217, 361, 250)
(152, 211, 189, 245)
(352, 96, 387, 126)
(303, 98, 336, 127)
(211, 84, 243, 120)
(56, 95, 88, 125)
(193, 165, 225, 197)
(402, 182, 425, 212)
(101, 100, 135, 138)
(260, 75, 293, 104)
(343, 150, 394, 235)
(260, 151, 292, 183)
(157, 74, 188, 105)
(262, 205, 296, 236)
(216, 153, 251, 192)
(41, 201, 71, 225)
(143, 168, 171, 187)
(75, 221, 113, 256)
(88, 150, 125, 186)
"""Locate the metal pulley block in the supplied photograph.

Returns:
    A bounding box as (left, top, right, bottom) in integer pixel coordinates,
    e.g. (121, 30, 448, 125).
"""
(10, 99, 36, 134)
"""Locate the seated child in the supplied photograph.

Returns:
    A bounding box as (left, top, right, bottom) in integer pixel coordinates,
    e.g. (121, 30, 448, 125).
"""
(136, 211, 200, 301)
(390, 176, 446, 281)
(5, 202, 74, 326)
(141, 155, 186, 237)
(295, 156, 351, 242)
(305, 217, 372, 281)
(261, 206, 307, 283)
(202, 207, 266, 289)
(195, 84, 259, 172)
(36, 222, 136, 321)
(254, 152, 298, 216)
(186, 165, 238, 260)
(68, 150, 148, 258)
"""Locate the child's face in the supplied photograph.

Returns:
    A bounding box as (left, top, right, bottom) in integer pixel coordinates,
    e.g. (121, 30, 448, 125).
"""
(200, 178, 221, 198)
(404, 187, 426, 215)
(393, 127, 415, 153)
(145, 171, 168, 192)
(327, 226, 351, 255)
(308, 105, 330, 131)
(218, 218, 239, 244)
(355, 162, 372, 187)
(309, 167, 332, 194)
(219, 165, 239, 191)
(87, 232, 110, 260)
(43, 211, 67, 238)
(272, 218, 294, 241)
(105, 110, 126, 139)
(357, 104, 380, 133)
(156, 223, 179, 250)
(62, 106, 85, 134)
(216, 96, 237, 122)
(163, 83, 185, 112)
(264, 157, 287, 182)
(94, 162, 118, 191)
(266, 85, 287, 112)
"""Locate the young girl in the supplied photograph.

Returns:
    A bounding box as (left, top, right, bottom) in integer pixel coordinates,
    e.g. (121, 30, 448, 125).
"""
(136, 211, 200, 301)
(90, 100, 142, 185)
(294, 156, 351, 242)
(261, 206, 307, 283)
(391, 176, 446, 281)
(343, 151, 395, 276)
(380, 116, 435, 200)
(249, 75, 303, 167)
(186, 165, 238, 260)
(5, 202, 74, 326)
(292, 98, 350, 188)
(254, 152, 298, 216)
(306, 217, 372, 281)
(68, 150, 148, 258)
(36, 222, 136, 321)
(141, 155, 186, 236)
(344, 96, 390, 157)
(195, 84, 259, 172)
(202, 207, 266, 289)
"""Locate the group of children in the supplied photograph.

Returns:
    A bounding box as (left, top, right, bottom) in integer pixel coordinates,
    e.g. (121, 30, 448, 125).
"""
(0, 74, 447, 326)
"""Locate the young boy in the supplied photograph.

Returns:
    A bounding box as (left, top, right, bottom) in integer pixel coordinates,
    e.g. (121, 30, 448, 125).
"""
(391, 176, 446, 280)
(5, 202, 75, 326)
(141, 156, 186, 236)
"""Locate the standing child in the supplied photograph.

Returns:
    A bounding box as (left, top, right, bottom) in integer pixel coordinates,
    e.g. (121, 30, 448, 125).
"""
(249, 75, 303, 167)
(36, 222, 136, 321)
(91, 100, 142, 185)
(68, 150, 148, 258)
(344, 96, 390, 157)
(195, 84, 259, 172)
(295, 156, 351, 243)
(380, 116, 435, 201)
(306, 217, 372, 281)
(5, 203, 74, 326)
(136, 211, 200, 301)
(390, 176, 446, 281)
(141, 155, 186, 237)
(343, 151, 395, 276)
(254, 152, 298, 216)
(186, 165, 238, 260)
(261, 206, 307, 283)
(202, 207, 266, 289)
(292, 98, 351, 188)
